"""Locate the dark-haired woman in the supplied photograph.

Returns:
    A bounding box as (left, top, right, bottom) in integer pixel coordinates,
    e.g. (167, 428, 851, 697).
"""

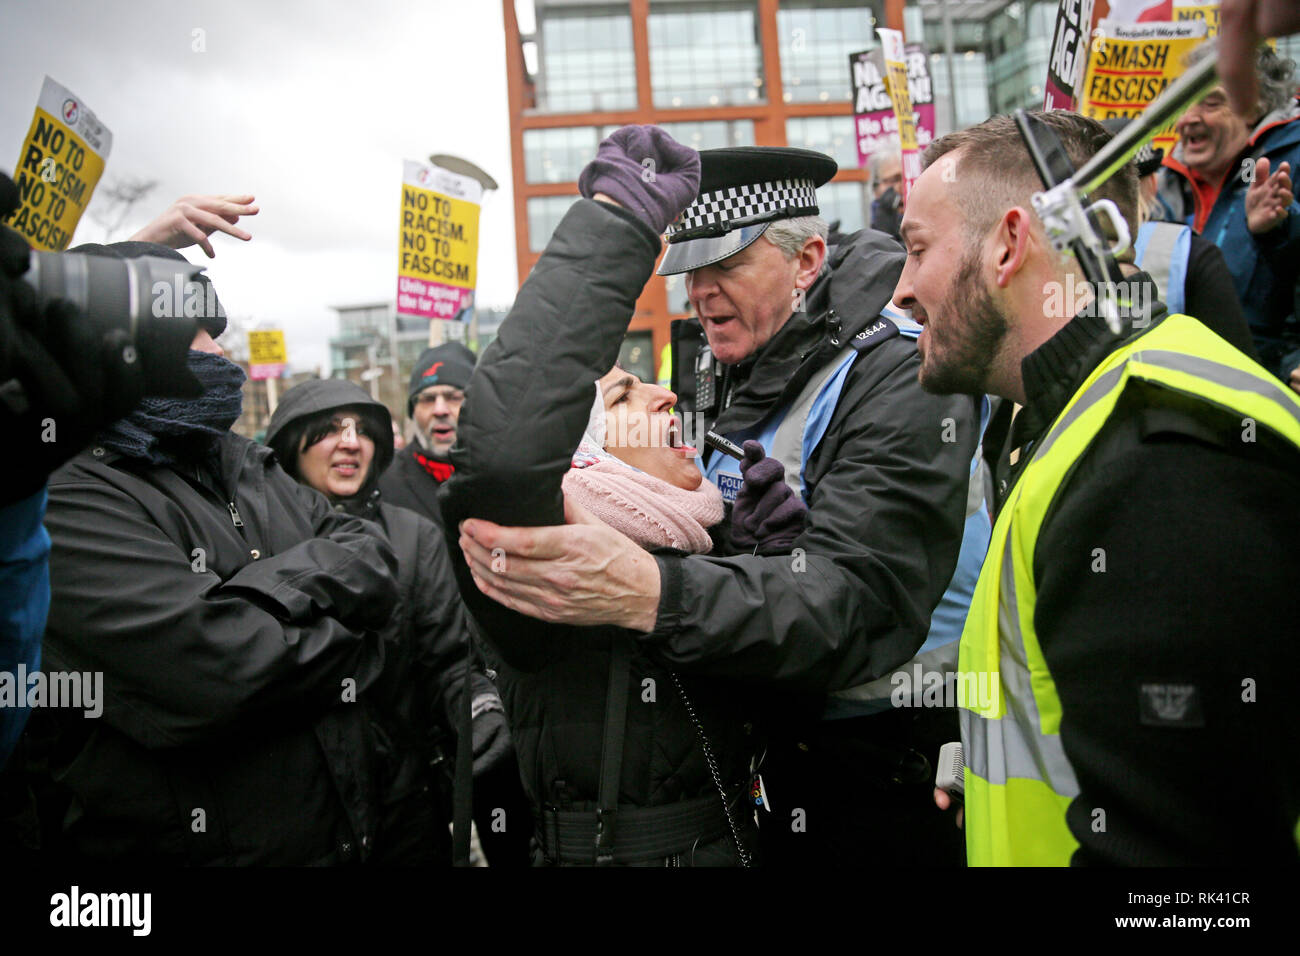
(265, 378, 523, 865)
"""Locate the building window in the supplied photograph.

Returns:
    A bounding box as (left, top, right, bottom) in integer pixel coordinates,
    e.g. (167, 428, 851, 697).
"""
(817, 181, 869, 235)
(535, 6, 637, 113)
(523, 127, 600, 183)
(1277, 33, 1300, 66)
(656, 120, 755, 151)
(664, 272, 691, 315)
(930, 51, 992, 133)
(527, 195, 579, 252)
(618, 331, 656, 385)
(648, 2, 764, 108)
(778, 1, 883, 104)
(786, 116, 859, 170)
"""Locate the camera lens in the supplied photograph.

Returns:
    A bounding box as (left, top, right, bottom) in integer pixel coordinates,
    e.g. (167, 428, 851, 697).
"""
(23, 251, 201, 396)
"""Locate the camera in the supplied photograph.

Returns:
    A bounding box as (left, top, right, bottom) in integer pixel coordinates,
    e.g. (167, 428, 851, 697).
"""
(21, 249, 201, 397)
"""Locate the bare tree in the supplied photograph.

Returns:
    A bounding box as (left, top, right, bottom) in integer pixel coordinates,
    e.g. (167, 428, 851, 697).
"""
(85, 176, 160, 240)
(220, 313, 252, 364)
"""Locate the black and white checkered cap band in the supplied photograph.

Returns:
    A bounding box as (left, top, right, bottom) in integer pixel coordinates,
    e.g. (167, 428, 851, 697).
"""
(666, 178, 819, 241)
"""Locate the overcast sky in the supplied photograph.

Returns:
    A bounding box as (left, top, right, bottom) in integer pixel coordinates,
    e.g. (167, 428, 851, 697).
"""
(0, 0, 517, 374)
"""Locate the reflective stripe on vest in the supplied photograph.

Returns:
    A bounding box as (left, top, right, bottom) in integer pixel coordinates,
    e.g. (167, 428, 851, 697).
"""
(1134, 221, 1191, 316)
(961, 314, 1300, 867)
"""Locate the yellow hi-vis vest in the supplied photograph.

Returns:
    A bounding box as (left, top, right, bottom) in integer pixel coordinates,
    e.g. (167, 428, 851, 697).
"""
(959, 314, 1300, 867)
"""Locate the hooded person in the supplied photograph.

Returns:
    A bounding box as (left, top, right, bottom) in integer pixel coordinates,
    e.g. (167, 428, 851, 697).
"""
(378, 341, 477, 527)
(264, 377, 522, 865)
(23, 242, 404, 865)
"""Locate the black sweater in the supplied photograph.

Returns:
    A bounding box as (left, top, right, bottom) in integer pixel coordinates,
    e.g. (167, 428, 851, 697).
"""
(1002, 292, 1300, 865)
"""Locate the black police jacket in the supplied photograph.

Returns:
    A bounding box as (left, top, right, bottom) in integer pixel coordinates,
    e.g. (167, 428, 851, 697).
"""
(654, 228, 979, 696)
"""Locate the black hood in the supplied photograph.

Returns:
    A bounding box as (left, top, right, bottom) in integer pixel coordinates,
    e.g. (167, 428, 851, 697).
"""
(264, 378, 394, 499)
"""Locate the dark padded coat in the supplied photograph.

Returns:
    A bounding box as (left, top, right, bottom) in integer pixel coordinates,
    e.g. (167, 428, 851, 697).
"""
(378, 445, 450, 529)
(31, 431, 398, 865)
(655, 228, 979, 696)
(264, 376, 491, 865)
(439, 200, 756, 865)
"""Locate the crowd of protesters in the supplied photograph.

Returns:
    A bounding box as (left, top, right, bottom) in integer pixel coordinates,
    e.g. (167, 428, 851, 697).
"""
(1, 8, 1299, 868)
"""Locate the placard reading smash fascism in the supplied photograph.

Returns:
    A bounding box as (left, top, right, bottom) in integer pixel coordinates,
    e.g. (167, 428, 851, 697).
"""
(1080, 19, 1206, 156)
(397, 160, 483, 321)
(4, 76, 112, 251)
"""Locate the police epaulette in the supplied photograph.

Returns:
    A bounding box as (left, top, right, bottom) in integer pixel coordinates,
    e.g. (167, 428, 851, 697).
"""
(849, 317, 900, 353)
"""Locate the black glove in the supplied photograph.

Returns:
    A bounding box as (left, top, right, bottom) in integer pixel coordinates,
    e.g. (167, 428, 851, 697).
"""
(730, 440, 808, 554)
(470, 692, 513, 777)
(578, 125, 701, 235)
(0, 174, 149, 504)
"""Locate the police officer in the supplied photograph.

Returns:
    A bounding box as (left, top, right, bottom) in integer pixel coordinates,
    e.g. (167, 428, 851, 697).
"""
(457, 146, 984, 866)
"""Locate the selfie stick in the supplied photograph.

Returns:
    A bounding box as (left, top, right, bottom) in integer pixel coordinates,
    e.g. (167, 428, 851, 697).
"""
(1015, 44, 1220, 335)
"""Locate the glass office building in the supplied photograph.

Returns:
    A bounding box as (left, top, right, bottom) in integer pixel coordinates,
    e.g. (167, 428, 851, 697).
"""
(508, 0, 885, 356)
(506, 0, 1293, 355)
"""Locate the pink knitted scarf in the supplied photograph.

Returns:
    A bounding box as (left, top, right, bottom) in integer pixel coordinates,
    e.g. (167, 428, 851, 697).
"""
(562, 460, 723, 554)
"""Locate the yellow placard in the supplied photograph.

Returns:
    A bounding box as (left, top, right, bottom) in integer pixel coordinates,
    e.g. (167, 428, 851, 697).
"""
(878, 28, 921, 197)
(1173, 1, 1220, 37)
(1080, 19, 1207, 157)
(248, 330, 287, 366)
(396, 160, 484, 321)
(397, 175, 480, 290)
(4, 77, 112, 251)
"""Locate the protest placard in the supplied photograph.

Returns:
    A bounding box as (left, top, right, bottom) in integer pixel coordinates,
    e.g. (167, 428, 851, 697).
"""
(397, 160, 482, 322)
(247, 330, 287, 381)
(1080, 18, 1207, 155)
(850, 43, 934, 170)
(1044, 0, 1096, 109)
(1117, 0, 1221, 34)
(1171, 0, 1219, 36)
(4, 76, 112, 251)
(877, 29, 921, 198)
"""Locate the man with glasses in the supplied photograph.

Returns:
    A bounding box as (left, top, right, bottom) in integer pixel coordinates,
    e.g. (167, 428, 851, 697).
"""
(379, 341, 476, 529)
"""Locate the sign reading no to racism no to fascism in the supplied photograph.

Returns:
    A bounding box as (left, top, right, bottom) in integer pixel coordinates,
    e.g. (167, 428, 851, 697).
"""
(397, 160, 483, 321)
(4, 76, 112, 251)
(247, 329, 287, 381)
